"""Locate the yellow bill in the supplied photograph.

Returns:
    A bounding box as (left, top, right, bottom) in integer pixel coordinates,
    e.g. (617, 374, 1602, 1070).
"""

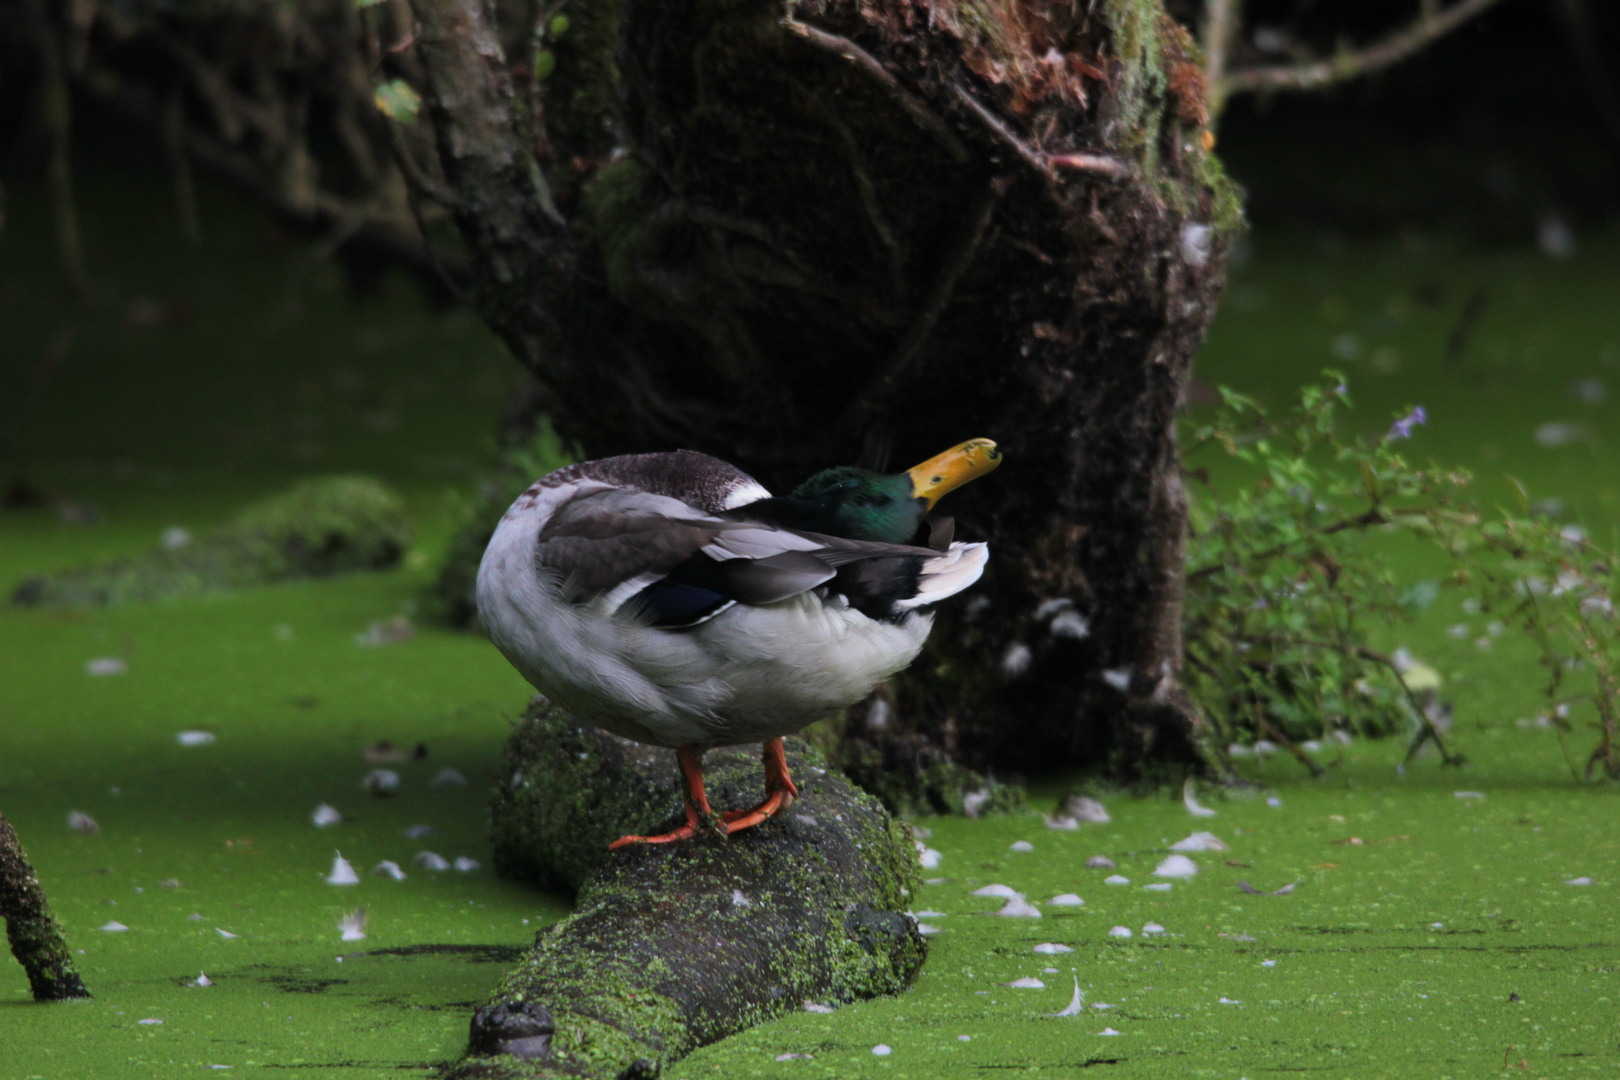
(905, 438, 1002, 509)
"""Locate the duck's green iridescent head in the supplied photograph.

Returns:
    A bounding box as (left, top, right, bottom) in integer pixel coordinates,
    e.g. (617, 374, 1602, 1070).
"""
(790, 439, 1002, 544)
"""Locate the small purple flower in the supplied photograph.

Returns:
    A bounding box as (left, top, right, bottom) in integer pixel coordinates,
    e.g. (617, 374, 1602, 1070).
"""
(1386, 406, 1427, 441)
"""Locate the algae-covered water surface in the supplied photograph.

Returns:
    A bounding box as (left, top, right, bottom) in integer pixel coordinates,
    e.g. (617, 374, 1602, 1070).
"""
(3, 174, 1618, 1078)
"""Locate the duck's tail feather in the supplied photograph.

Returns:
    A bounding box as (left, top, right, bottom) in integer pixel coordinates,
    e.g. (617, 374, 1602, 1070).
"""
(892, 542, 989, 611)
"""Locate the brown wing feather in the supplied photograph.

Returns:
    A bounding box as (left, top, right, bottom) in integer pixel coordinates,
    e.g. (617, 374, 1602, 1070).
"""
(536, 490, 725, 602)
(536, 486, 948, 614)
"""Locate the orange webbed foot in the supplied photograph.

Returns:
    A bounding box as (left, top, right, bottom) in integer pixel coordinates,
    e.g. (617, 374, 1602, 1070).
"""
(608, 739, 801, 849)
(718, 738, 799, 835)
(608, 823, 699, 850)
(716, 788, 793, 834)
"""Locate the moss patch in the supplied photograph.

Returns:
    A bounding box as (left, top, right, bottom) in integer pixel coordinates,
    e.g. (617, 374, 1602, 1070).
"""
(11, 475, 412, 608)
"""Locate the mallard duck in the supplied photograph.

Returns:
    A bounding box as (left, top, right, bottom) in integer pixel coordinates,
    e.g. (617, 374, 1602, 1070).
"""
(476, 439, 1001, 848)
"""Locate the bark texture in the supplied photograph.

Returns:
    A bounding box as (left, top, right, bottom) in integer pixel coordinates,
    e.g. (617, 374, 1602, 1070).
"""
(456, 700, 924, 1078)
(0, 812, 90, 1001)
(411, 0, 1238, 780)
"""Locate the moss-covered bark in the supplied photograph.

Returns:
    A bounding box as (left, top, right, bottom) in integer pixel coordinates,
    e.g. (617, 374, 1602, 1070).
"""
(0, 812, 90, 1002)
(456, 700, 925, 1078)
(10, 476, 410, 608)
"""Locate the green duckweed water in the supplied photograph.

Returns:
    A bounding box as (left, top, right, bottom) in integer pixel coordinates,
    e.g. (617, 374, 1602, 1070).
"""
(3, 173, 1618, 1078)
(677, 741, 1619, 1078)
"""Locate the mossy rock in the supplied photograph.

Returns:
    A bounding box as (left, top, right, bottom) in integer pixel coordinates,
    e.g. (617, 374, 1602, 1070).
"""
(463, 700, 925, 1078)
(9, 476, 411, 608)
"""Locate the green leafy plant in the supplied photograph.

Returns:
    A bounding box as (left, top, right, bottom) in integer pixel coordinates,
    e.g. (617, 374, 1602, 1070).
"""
(1182, 374, 1619, 782)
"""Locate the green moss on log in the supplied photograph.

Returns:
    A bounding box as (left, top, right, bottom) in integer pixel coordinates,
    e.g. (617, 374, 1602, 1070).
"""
(461, 700, 925, 1078)
(0, 812, 90, 1002)
(9, 476, 410, 608)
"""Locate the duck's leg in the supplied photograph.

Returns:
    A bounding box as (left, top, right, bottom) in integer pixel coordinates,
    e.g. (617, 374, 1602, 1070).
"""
(718, 737, 800, 834)
(608, 745, 720, 850)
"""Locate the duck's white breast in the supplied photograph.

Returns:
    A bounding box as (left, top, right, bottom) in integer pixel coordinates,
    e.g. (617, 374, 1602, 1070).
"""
(690, 595, 933, 744)
(476, 483, 731, 747)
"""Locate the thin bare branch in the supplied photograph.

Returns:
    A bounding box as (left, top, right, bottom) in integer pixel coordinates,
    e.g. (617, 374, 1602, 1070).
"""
(835, 182, 1002, 439)
(1201, 0, 1242, 115)
(1186, 505, 1394, 582)
(1551, 0, 1620, 145)
(85, 68, 461, 284)
(789, 76, 907, 302)
(1255, 711, 1326, 778)
(953, 84, 1129, 178)
(27, 0, 89, 298)
(404, 183, 471, 305)
(1048, 152, 1130, 176)
(783, 18, 969, 163)
(1220, 0, 1510, 102)
(953, 83, 1045, 170)
(150, 27, 251, 143)
(384, 119, 464, 209)
(163, 87, 202, 246)
(1283, 638, 1465, 766)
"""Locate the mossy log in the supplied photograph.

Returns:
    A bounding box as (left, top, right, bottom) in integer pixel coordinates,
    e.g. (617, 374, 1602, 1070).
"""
(0, 811, 90, 1002)
(453, 700, 925, 1079)
(10, 476, 411, 608)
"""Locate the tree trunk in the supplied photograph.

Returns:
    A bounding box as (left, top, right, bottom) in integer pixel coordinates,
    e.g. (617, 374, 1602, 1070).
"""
(410, 0, 1238, 779)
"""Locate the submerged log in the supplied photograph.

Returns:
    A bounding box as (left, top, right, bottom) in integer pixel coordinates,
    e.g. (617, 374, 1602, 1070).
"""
(451, 701, 925, 1079)
(9, 476, 411, 608)
(0, 811, 90, 1001)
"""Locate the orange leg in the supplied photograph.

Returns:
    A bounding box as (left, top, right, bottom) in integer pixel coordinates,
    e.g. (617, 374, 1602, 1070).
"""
(608, 740, 800, 850)
(609, 745, 718, 850)
(719, 737, 800, 834)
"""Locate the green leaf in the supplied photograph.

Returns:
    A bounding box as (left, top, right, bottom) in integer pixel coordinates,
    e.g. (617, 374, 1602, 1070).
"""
(355, 0, 388, 7)
(1503, 473, 1531, 514)
(535, 48, 557, 80)
(373, 79, 421, 124)
(548, 13, 571, 36)
(1359, 459, 1381, 505)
